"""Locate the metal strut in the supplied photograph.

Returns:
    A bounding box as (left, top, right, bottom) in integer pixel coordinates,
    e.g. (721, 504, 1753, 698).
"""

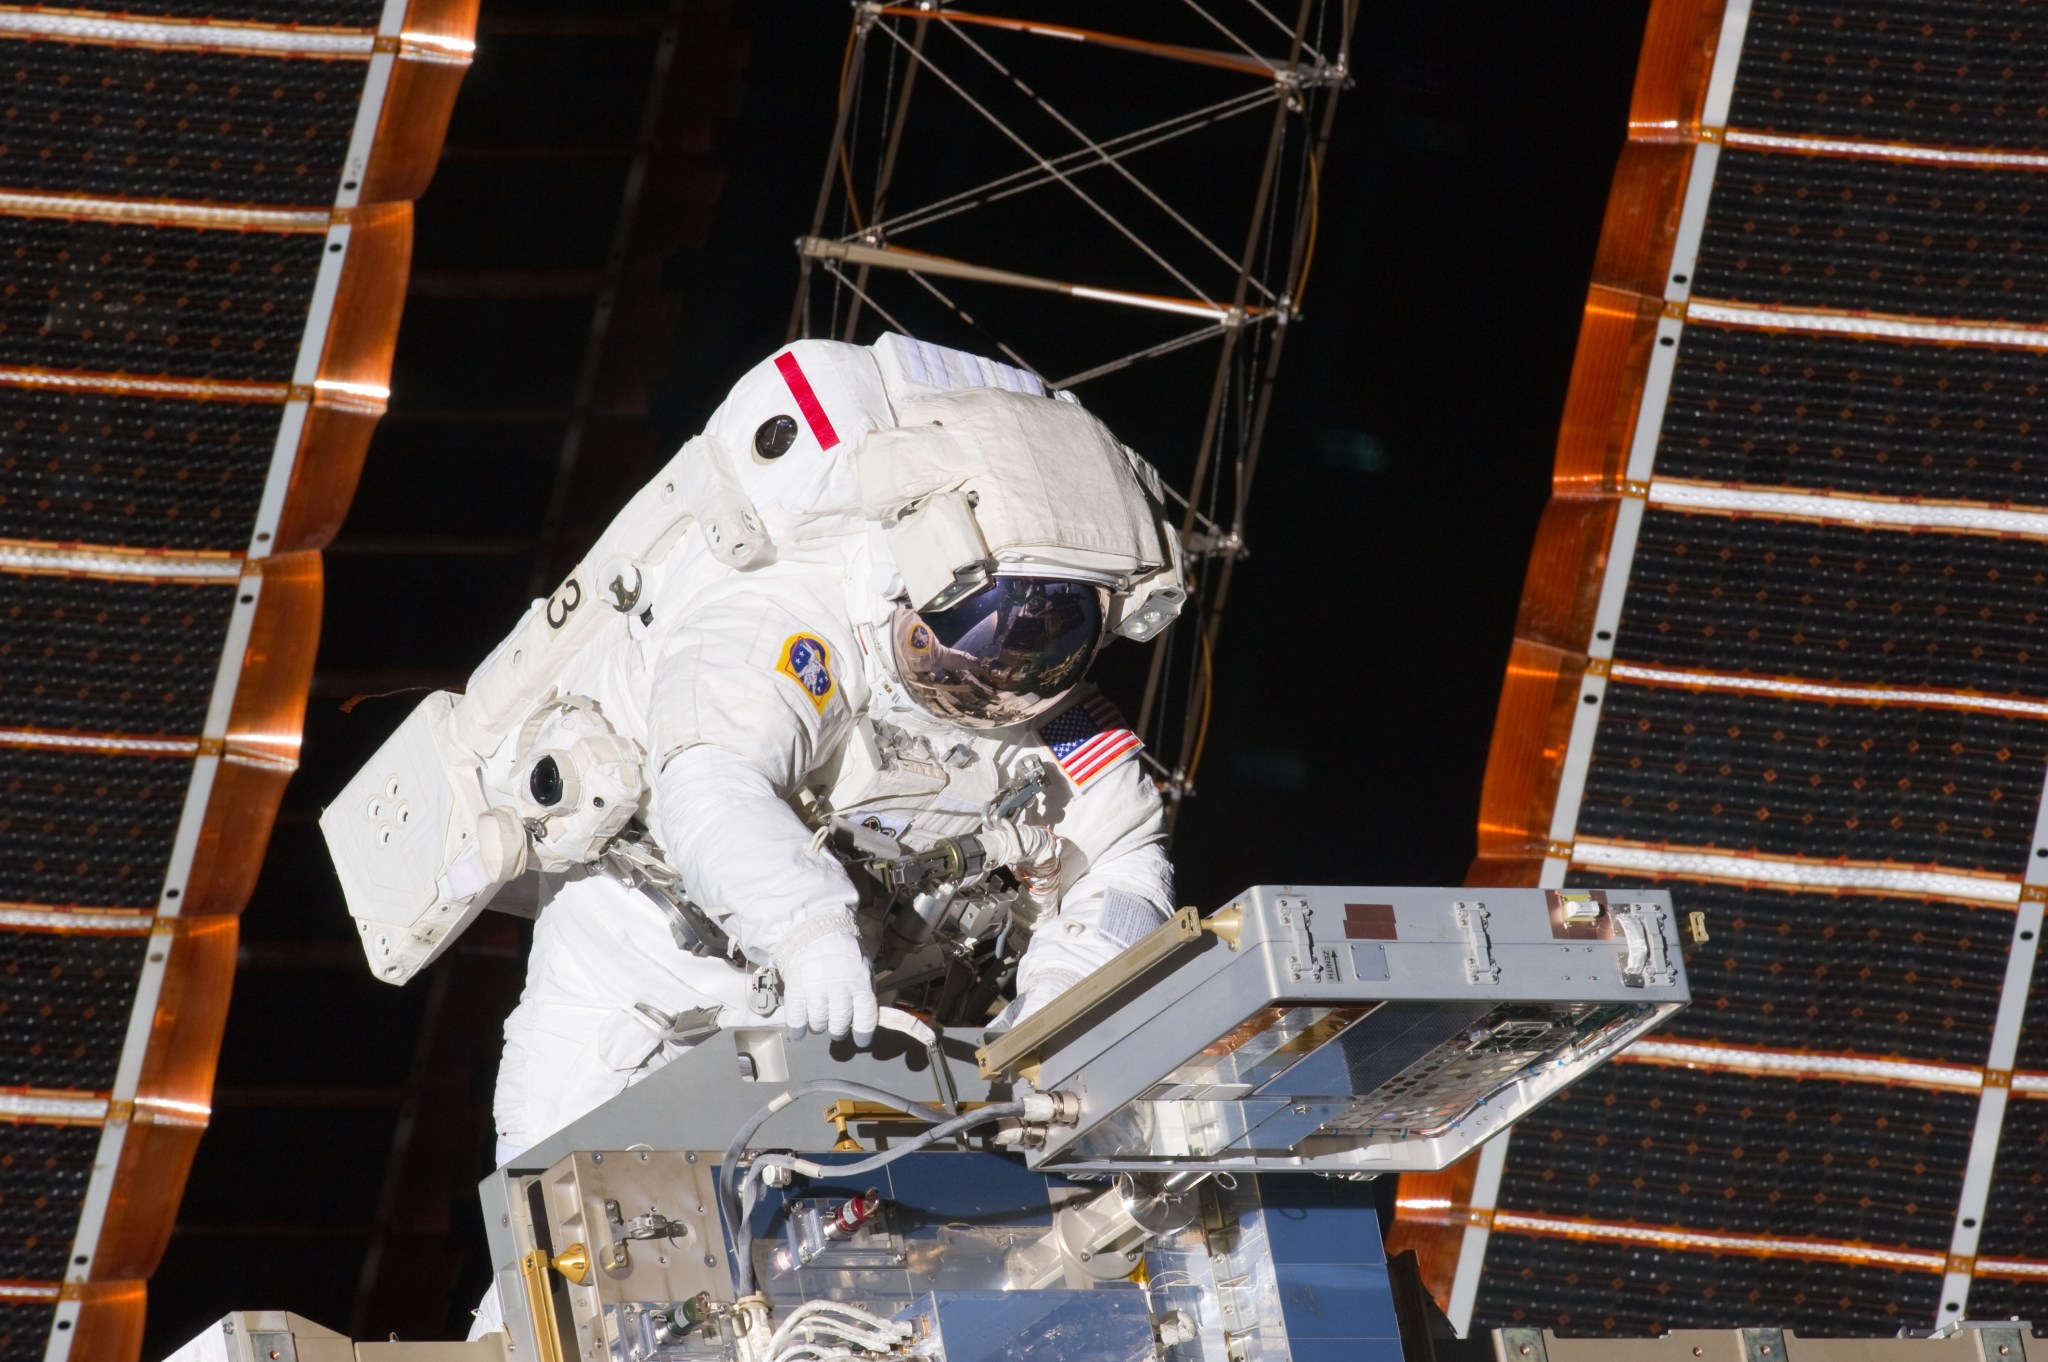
(791, 0, 1359, 830)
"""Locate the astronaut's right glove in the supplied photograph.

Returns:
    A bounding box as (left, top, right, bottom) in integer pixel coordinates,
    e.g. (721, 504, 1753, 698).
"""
(774, 910, 879, 1046)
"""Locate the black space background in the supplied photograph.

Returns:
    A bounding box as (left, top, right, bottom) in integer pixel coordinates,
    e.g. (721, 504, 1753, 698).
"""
(143, 0, 1652, 1346)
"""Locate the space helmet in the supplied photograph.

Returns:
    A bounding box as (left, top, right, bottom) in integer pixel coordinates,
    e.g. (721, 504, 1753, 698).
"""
(887, 575, 1108, 727)
(856, 384, 1185, 728)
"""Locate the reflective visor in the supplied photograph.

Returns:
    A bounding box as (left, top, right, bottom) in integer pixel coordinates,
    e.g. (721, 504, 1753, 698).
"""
(890, 577, 1107, 727)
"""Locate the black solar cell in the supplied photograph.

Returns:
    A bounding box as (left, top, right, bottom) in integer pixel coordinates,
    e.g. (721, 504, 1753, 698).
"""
(0, 1303, 56, 1362)
(1977, 1092, 2048, 1259)
(0, 576, 236, 734)
(1959, 1272, 2048, 1320)
(1729, 1, 2048, 150)
(40, 1, 384, 28)
(0, 43, 366, 205)
(0, 750, 189, 908)
(1567, 873, 2008, 1063)
(1499, 1063, 1974, 1246)
(1577, 683, 2047, 873)
(1617, 511, 2048, 696)
(1694, 150, 2048, 322)
(0, 927, 150, 1092)
(1475, 1231, 1942, 1334)
(0, 387, 286, 551)
(0, 1122, 100, 1282)
(0, 218, 322, 381)
(1613, 512, 2048, 700)
(1659, 325, 2048, 506)
(2012, 950, 2048, 1072)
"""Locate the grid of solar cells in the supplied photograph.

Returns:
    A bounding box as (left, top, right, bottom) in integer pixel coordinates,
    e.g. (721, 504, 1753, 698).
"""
(0, 575, 235, 734)
(0, 1121, 100, 1281)
(0, 1304, 54, 1362)
(0, 1, 416, 1346)
(2012, 951, 2048, 1072)
(0, 386, 283, 551)
(1728, 1, 2048, 149)
(1565, 873, 2007, 1063)
(0, 44, 367, 204)
(1499, 1062, 1975, 1243)
(1659, 324, 2048, 505)
(0, 749, 189, 907)
(1470, 0, 2048, 1339)
(102, 0, 382, 20)
(1477, 1232, 1941, 1335)
(0, 217, 322, 381)
(1615, 511, 2048, 695)
(1694, 149, 2048, 322)
(1964, 1274, 2048, 1321)
(1575, 682, 2046, 872)
(0, 927, 149, 1091)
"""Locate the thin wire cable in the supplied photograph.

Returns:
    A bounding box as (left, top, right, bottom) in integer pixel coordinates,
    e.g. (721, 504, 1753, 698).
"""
(835, 24, 866, 234)
(818, 260, 917, 341)
(1049, 320, 1233, 390)
(718, 1080, 951, 1296)
(873, 87, 1278, 239)
(899, 268, 1044, 375)
(1187, 628, 1218, 783)
(1239, 0, 1324, 60)
(1178, 0, 1266, 62)
(736, 1103, 1025, 1294)
(939, 19, 1270, 299)
(1294, 147, 1322, 310)
(870, 19, 1218, 307)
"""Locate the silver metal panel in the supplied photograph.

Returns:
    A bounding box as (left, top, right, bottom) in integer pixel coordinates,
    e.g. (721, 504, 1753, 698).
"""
(900, 1290, 1159, 1362)
(1023, 885, 1687, 1175)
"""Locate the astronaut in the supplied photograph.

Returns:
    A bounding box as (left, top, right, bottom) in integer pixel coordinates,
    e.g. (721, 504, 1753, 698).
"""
(324, 334, 1187, 1184)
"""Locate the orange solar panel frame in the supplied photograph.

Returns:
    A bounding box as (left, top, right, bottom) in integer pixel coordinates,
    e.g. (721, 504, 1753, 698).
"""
(1386, 0, 1733, 1309)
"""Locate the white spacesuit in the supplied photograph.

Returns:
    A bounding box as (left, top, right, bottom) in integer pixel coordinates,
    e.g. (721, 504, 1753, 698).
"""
(324, 336, 1188, 1207)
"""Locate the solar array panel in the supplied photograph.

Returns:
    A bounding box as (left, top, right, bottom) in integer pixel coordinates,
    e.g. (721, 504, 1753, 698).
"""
(0, 2, 472, 1355)
(1387, 0, 2048, 1336)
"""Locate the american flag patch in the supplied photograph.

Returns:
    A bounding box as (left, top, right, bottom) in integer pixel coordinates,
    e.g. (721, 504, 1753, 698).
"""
(1040, 690, 1142, 787)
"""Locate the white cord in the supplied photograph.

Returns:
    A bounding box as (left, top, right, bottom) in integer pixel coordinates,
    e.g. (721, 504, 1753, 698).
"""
(768, 1316, 904, 1355)
(770, 1335, 860, 1359)
(776, 1299, 906, 1334)
(766, 1300, 910, 1358)
(775, 1325, 900, 1355)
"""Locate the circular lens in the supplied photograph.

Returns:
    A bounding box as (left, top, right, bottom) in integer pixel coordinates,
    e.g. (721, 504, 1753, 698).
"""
(891, 577, 1105, 726)
(529, 755, 564, 807)
(754, 414, 799, 459)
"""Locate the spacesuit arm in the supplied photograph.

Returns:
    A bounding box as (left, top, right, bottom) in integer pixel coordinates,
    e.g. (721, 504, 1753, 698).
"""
(647, 587, 876, 1039)
(1012, 756, 1172, 1017)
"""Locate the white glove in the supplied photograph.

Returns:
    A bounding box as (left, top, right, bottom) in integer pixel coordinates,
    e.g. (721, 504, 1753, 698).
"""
(775, 912, 878, 1045)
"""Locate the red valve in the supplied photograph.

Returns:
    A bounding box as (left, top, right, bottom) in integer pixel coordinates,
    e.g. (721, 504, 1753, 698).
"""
(830, 1188, 883, 1238)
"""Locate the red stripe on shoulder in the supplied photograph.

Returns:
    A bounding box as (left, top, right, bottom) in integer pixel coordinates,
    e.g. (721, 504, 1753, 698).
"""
(773, 351, 841, 451)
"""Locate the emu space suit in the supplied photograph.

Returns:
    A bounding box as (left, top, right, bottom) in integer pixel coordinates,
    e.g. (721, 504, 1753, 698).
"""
(483, 336, 1180, 1160)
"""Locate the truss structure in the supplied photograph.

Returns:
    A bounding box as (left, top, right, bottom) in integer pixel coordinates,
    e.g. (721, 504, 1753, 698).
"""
(789, 0, 1358, 815)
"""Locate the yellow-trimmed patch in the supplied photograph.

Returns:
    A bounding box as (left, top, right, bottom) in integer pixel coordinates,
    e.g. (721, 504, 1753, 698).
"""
(776, 633, 836, 714)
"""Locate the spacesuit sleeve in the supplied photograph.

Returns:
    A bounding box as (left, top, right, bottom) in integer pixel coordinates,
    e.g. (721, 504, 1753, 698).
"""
(646, 591, 862, 963)
(1014, 755, 1173, 1000)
